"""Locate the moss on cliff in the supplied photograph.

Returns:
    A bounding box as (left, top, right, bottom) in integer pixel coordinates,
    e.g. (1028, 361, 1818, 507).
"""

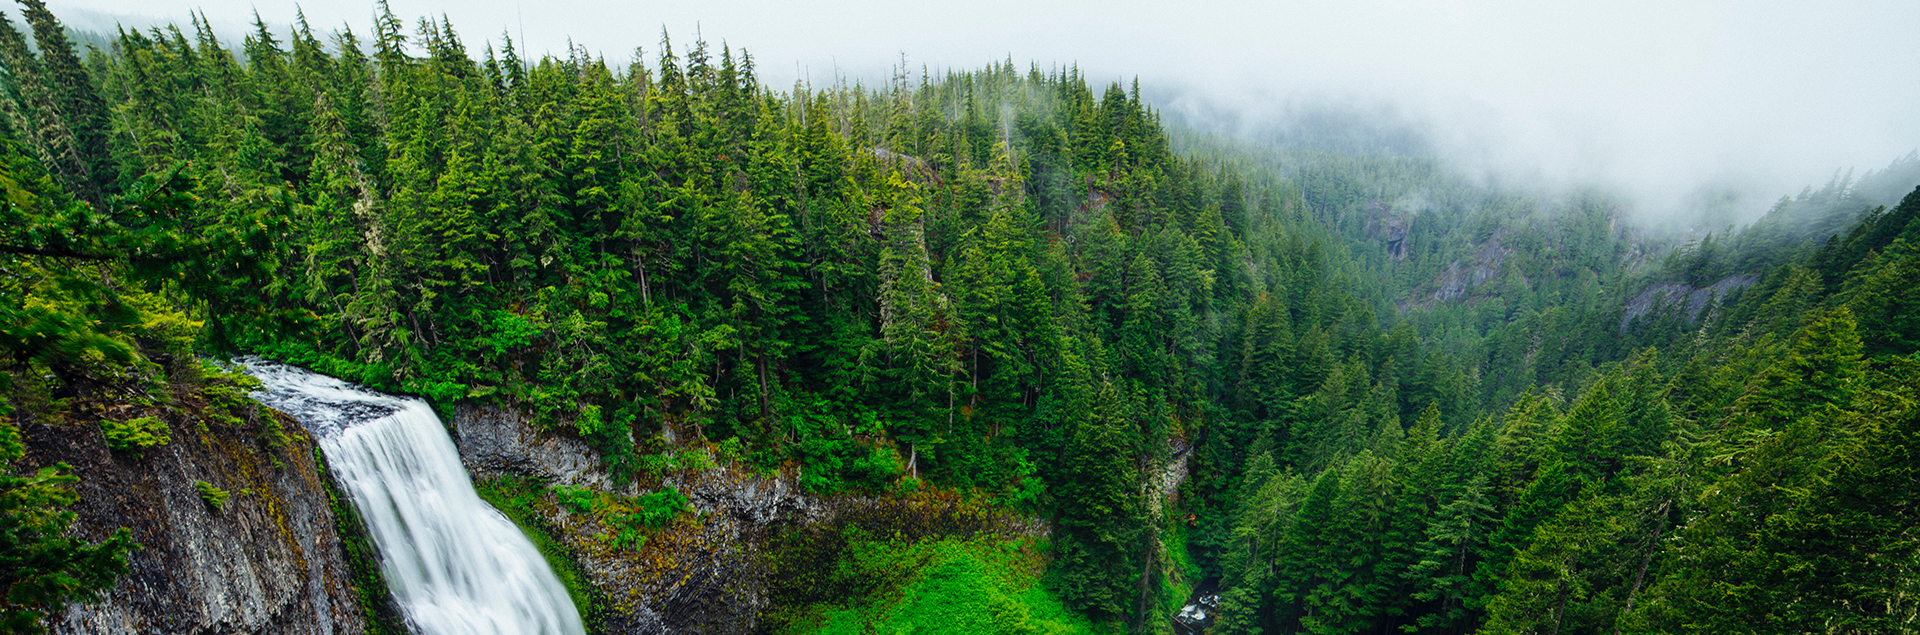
(2, 361, 376, 633)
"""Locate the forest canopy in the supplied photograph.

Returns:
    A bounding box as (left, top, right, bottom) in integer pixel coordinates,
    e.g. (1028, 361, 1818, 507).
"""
(1, 2, 1917, 633)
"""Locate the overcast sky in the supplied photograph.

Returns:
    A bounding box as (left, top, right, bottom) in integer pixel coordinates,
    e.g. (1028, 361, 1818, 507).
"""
(41, 0, 1920, 223)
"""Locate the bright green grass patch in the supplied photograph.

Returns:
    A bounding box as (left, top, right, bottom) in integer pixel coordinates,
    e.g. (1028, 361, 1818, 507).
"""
(1159, 510, 1204, 616)
(799, 538, 1104, 635)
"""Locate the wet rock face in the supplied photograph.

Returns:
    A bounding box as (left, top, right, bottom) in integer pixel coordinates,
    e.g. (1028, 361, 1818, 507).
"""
(453, 404, 616, 492)
(592, 469, 822, 635)
(1422, 237, 1517, 306)
(1622, 274, 1759, 331)
(20, 409, 367, 634)
(449, 405, 823, 635)
(1364, 201, 1414, 261)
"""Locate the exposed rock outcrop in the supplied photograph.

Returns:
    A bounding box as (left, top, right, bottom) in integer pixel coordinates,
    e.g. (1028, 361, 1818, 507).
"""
(1364, 200, 1414, 261)
(1622, 274, 1759, 330)
(18, 392, 370, 634)
(449, 405, 1043, 635)
(1396, 233, 1522, 314)
(453, 405, 821, 634)
(1146, 435, 1193, 518)
(1429, 237, 1515, 303)
(454, 404, 619, 493)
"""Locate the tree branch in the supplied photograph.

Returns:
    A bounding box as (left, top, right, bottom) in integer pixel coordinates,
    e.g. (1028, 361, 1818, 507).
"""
(0, 243, 116, 261)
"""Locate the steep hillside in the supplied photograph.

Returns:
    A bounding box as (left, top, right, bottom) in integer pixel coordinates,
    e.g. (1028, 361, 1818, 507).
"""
(0, 3, 1916, 634)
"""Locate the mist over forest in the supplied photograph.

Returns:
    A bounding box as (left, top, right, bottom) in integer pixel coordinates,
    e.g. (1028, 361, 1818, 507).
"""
(52, 0, 1920, 226)
(4, 2, 1920, 634)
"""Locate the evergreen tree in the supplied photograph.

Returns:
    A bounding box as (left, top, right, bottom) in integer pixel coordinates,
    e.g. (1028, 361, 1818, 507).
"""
(15, 0, 107, 199)
(1053, 379, 1142, 622)
(0, 420, 135, 635)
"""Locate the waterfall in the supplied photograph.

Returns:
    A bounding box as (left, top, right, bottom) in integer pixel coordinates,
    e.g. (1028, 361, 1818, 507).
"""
(241, 359, 586, 635)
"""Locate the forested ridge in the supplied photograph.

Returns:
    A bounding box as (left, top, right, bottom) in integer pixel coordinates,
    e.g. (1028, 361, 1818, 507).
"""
(1, 2, 1917, 633)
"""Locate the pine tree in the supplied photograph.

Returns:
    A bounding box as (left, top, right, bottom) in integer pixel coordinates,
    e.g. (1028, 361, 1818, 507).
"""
(0, 420, 136, 634)
(1729, 308, 1866, 431)
(0, 11, 89, 200)
(868, 171, 957, 471)
(1479, 484, 1613, 635)
(1053, 379, 1142, 622)
(1838, 239, 1920, 358)
(16, 0, 107, 199)
(1409, 474, 1496, 634)
(1632, 310, 1883, 634)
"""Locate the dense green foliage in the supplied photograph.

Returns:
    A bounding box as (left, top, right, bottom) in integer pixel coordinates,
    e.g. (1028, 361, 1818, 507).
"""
(192, 480, 228, 510)
(97, 416, 167, 454)
(0, 419, 134, 635)
(1, 2, 1917, 633)
(5, 6, 1296, 626)
(1186, 172, 1920, 634)
(552, 480, 692, 550)
(793, 538, 1099, 635)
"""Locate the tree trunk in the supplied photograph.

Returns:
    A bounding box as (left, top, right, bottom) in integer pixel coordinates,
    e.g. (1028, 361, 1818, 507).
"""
(758, 353, 770, 420)
(1549, 556, 1578, 635)
(1613, 503, 1669, 635)
(1138, 527, 1157, 635)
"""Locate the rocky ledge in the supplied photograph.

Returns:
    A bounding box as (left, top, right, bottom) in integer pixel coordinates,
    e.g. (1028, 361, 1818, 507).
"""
(17, 385, 370, 635)
(450, 404, 1044, 635)
(453, 404, 822, 634)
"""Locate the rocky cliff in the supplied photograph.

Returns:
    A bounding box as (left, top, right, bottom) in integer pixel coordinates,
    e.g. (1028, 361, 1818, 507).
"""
(453, 405, 820, 634)
(1622, 274, 1759, 330)
(13, 379, 374, 634)
(451, 405, 1044, 635)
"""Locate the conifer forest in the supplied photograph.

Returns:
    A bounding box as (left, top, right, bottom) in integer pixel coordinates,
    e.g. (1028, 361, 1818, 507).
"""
(1, 2, 1918, 634)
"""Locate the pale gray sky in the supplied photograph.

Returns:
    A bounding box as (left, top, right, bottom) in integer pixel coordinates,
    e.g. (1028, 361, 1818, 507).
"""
(40, 0, 1920, 222)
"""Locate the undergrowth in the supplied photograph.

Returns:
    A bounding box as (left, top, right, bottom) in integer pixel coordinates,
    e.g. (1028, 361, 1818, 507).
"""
(781, 537, 1103, 635)
(1160, 506, 1204, 618)
(551, 481, 692, 551)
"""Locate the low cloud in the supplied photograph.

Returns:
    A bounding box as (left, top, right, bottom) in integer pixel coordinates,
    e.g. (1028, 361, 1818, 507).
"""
(49, 0, 1920, 226)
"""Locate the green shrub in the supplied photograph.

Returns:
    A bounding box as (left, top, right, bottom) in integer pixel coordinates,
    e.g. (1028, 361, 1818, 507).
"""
(633, 448, 715, 478)
(1011, 476, 1047, 511)
(613, 526, 646, 550)
(571, 404, 604, 437)
(195, 480, 230, 510)
(100, 417, 170, 454)
(635, 453, 671, 476)
(715, 437, 745, 464)
(196, 364, 260, 430)
(631, 487, 689, 528)
(482, 310, 539, 354)
(549, 483, 690, 552)
(553, 485, 597, 515)
(670, 448, 712, 472)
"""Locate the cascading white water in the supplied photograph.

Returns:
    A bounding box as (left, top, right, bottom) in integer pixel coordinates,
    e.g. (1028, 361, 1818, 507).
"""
(240, 359, 586, 635)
